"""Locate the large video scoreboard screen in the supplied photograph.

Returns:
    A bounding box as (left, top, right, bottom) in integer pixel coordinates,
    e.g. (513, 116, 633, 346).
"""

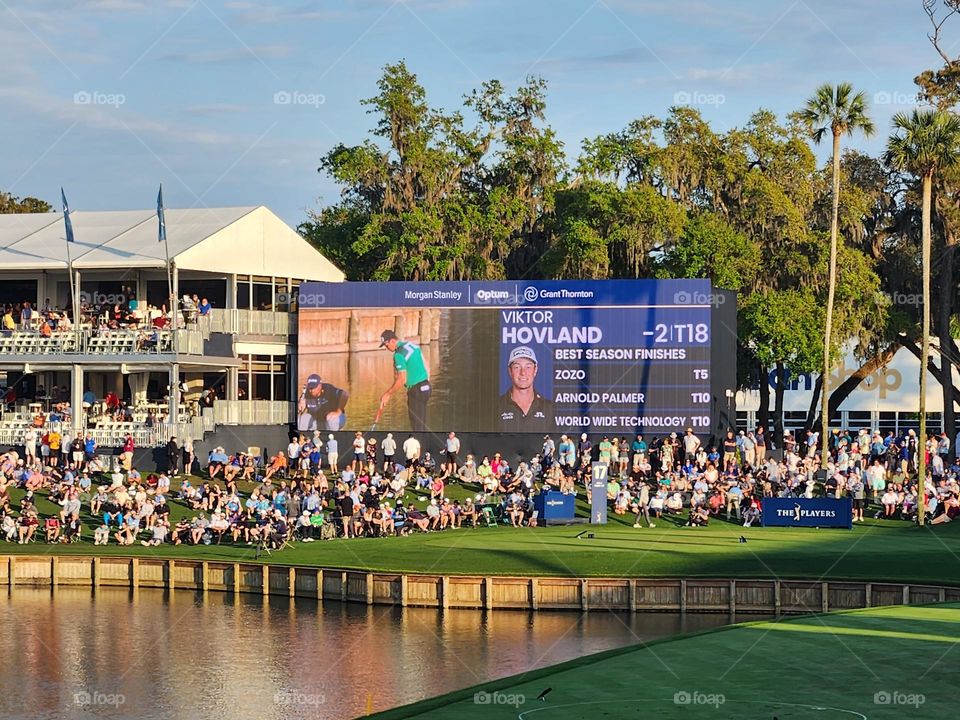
(296, 280, 716, 434)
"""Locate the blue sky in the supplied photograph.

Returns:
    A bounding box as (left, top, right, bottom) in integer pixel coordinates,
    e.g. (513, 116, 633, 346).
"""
(0, 0, 945, 227)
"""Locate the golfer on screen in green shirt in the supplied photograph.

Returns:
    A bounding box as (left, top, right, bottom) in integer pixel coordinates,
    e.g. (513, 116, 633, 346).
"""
(378, 330, 431, 432)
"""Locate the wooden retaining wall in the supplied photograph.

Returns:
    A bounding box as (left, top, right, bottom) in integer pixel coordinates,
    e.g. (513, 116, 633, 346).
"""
(4, 556, 958, 614)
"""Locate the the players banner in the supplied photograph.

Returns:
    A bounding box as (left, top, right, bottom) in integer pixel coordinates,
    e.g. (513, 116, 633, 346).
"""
(296, 279, 717, 434)
(761, 497, 852, 529)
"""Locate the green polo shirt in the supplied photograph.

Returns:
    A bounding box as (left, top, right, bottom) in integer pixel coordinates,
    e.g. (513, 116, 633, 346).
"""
(394, 340, 429, 387)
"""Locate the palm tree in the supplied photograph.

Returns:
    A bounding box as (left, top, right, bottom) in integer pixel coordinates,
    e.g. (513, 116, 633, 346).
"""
(885, 109, 960, 526)
(800, 83, 875, 472)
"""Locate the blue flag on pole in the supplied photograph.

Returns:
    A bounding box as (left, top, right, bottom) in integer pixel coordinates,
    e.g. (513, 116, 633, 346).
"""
(157, 184, 166, 243)
(61, 188, 75, 243)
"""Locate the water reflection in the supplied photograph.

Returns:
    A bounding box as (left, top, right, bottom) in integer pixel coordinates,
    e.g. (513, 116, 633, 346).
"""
(0, 587, 761, 719)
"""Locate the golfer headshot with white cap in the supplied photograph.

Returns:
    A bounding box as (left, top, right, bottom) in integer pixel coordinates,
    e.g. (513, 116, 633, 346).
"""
(498, 345, 553, 432)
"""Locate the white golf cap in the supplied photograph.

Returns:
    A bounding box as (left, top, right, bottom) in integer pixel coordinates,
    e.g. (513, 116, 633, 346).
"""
(508, 345, 537, 366)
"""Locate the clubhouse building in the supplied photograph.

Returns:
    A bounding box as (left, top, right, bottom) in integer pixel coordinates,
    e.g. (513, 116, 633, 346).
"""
(0, 206, 343, 451)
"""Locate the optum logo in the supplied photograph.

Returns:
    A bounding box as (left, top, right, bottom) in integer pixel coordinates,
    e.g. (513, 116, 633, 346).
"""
(475, 289, 514, 305)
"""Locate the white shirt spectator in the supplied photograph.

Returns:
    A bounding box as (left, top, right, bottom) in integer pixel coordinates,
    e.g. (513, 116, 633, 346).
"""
(382, 434, 397, 456)
(403, 436, 421, 460)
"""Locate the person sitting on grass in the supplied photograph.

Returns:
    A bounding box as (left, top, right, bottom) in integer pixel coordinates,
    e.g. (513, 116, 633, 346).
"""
(614, 485, 631, 515)
(115, 509, 140, 545)
(101, 497, 123, 529)
(141, 518, 168, 546)
(460, 498, 478, 527)
(93, 524, 110, 545)
(405, 502, 429, 532)
(478, 458, 496, 493)
(881, 488, 899, 518)
(438, 498, 456, 529)
(189, 513, 210, 545)
(742, 494, 761, 527)
(686, 505, 710, 527)
(665, 492, 684, 516)
(498, 470, 520, 495)
(208, 511, 229, 541)
(172, 519, 191, 545)
(430, 475, 445, 502)
(931, 493, 960, 525)
(296, 510, 314, 541)
(505, 492, 526, 527)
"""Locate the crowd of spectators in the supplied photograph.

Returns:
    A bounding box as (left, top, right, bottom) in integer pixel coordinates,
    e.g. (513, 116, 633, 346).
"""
(1, 291, 212, 338)
(1, 423, 958, 550)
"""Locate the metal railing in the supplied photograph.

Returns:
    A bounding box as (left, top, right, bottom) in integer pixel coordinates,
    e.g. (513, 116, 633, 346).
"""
(0, 328, 205, 356)
(199, 308, 296, 336)
(212, 400, 293, 425)
(0, 402, 291, 449)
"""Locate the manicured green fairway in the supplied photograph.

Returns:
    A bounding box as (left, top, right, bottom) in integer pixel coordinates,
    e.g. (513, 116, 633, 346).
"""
(369, 603, 959, 719)
(5, 479, 960, 584)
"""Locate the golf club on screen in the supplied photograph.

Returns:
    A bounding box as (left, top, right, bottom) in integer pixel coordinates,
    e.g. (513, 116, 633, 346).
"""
(371, 406, 383, 431)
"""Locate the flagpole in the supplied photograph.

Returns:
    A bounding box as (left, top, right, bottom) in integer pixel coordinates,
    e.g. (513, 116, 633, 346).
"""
(60, 188, 79, 342)
(158, 185, 180, 438)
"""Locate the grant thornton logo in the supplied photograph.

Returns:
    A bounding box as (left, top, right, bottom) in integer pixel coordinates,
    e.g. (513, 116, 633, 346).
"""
(523, 286, 539, 302)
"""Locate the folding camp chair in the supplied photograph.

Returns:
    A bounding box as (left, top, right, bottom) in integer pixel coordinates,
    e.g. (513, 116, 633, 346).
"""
(480, 505, 497, 527)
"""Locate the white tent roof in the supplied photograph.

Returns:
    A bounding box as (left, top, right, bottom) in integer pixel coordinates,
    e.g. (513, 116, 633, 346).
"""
(0, 206, 345, 280)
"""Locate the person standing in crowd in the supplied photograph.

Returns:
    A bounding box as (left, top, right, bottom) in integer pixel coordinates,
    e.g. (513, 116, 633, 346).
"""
(755, 425, 767, 465)
(445, 431, 461, 473)
(631, 434, 647, 472)
(182, 436, 194, 475)
(541, 435, 555, 468)
(165, 436, 179, 475)
(378, 330, 431, 432)
(326, 434, 339, 474)
(683, 428, 701, 464)
(403, 434, 421, 468)
(351, 431, 365, 472)
(381, 433, 397, 472)
(23, 426, 37, 464)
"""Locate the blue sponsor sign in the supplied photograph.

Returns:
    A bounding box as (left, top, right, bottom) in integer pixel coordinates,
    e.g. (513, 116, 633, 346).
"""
(297, 279, 715, 309)
(761, 497, 852, 529)
(533, 491, 575, 522)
